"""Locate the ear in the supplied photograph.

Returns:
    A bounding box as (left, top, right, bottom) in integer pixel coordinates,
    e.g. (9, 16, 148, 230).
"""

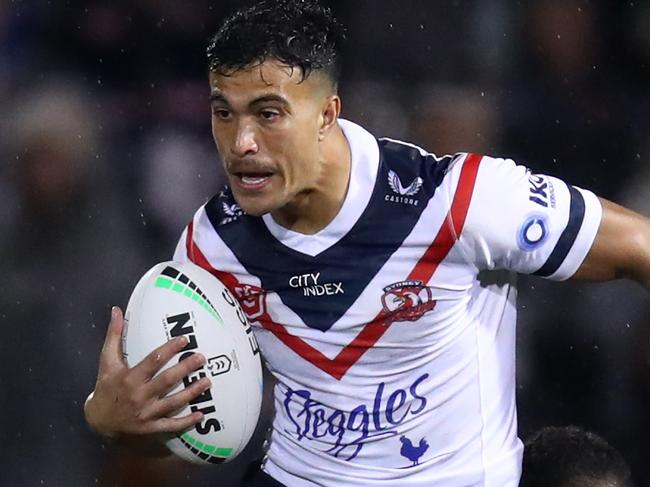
(318, 95, 341, 141)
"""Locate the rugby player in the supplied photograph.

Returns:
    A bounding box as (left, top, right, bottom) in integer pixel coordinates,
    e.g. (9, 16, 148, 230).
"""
(85, 1, 649, 485)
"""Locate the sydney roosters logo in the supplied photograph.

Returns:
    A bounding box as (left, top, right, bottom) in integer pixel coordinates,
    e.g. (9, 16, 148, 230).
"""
(381, 280, 436, 324)
(233, 283, 266, 321)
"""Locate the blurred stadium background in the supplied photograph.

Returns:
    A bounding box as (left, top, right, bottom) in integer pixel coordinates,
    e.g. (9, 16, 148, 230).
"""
(0, 0, 648, 485)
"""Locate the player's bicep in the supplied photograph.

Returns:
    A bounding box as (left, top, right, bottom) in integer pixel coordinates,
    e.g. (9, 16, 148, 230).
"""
(458, 156, 602, 280)
(572, 198, 650, 284)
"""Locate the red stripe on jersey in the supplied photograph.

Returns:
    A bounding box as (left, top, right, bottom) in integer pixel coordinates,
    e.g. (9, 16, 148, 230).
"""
(184, 153, 482, 380)
(409, 152, 482, 284)
(186, 220, 338, 370)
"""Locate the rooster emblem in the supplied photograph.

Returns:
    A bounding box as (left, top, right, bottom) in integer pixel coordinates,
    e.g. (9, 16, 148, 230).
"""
(400, 436, 429, 466)
(388, 170, 423, 196)
(381, 280, 436, 325)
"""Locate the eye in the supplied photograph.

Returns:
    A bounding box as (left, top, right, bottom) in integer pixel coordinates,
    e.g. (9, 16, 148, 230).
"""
(212, 107, 231, 120)
(259, 109, 280, 121)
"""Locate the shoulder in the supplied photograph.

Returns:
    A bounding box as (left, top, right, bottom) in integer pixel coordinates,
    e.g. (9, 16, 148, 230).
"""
(377, 137, 466, 190)
(378, 137, 463, 170)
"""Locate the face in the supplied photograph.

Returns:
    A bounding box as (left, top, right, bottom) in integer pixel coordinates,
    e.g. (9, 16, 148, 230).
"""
(209, 60, 337, 216)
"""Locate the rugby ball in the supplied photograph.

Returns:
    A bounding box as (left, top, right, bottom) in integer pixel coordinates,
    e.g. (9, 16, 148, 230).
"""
(122, 260, 263, 465)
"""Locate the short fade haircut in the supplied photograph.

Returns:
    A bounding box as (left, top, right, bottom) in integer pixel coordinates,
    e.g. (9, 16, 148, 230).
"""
(207, 0, 346, 89)
(520, 426, 634, 487)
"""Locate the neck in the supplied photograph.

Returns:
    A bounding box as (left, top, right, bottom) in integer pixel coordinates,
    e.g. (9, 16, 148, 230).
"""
(271, 123, 351, 234)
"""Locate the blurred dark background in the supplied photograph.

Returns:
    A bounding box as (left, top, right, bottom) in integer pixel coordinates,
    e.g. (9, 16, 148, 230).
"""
(0, 0, 648, 485)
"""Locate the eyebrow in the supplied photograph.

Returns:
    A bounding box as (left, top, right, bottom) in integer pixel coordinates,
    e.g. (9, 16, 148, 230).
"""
(209, 92, 290, 108)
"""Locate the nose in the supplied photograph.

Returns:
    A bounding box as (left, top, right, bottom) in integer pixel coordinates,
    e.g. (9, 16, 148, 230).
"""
(231, 121, 259, 158)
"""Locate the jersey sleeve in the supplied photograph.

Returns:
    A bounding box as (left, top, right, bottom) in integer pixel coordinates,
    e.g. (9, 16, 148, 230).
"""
(457, 155, 603, 280)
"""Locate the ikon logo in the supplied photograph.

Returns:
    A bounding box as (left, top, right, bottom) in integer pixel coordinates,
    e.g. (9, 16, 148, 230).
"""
(207, 355, 232, 376)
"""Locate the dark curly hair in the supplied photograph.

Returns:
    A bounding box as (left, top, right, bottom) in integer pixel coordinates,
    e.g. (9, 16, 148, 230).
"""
(207, 0, 345, 88)
(520, 426, 634, 487)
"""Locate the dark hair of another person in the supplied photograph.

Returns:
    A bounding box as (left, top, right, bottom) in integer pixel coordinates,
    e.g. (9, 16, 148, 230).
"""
(520, 426, 634, 487)
(207, 0, 346, 89)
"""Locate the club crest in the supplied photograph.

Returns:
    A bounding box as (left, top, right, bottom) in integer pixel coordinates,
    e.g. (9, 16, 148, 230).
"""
(233, 283, 267, 321)
(381, 280, 436, 324)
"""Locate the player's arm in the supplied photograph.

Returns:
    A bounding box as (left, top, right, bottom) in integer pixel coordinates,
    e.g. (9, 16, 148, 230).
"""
(572, 198, 650, 287)
(84, 306, 210, 455)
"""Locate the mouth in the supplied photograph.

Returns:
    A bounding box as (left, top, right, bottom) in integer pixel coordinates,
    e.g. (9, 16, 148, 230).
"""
(231, 170, 276, 191)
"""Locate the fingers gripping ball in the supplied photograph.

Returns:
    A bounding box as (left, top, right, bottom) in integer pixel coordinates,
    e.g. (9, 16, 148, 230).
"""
(123, 261, 263, 464)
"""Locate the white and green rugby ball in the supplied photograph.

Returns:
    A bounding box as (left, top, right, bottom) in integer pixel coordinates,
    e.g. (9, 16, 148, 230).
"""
(123, 260, 263, 465)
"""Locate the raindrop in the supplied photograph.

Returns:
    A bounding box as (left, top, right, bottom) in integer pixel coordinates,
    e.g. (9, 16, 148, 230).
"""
(480, 91, 485, 97)
(593, 345, 600, 351)
(388, 23, 393, 29)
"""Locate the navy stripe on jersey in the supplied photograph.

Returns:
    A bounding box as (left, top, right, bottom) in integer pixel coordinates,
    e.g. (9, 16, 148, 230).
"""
(205, 141, 457, 332)
(532, 186, 586, 277)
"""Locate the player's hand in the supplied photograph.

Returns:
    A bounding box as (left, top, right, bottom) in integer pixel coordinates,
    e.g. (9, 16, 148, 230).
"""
(84, 306, 211, 439)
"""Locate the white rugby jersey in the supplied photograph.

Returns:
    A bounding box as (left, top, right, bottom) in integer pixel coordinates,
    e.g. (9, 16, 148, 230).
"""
(173, 120, 602, 486)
